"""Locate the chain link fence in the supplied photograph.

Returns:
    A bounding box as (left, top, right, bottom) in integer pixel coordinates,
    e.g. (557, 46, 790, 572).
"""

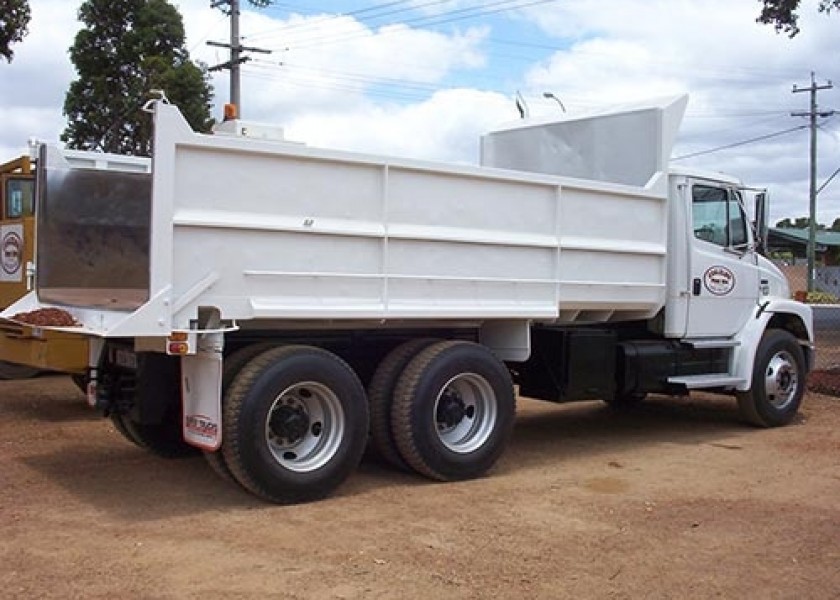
(813, 306, 840, 371)
(779, 264, 840, 395)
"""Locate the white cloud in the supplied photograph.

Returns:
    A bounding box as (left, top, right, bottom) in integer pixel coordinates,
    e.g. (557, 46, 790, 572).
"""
(283, 87, 512, 163)
(1, 0, 838, 225)
(513, 0, 840, 223)
(0, 0, 78, 158)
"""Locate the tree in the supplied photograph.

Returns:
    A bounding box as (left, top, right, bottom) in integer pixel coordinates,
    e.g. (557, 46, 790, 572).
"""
(758, 0, 839, 36)
(0, 0, 31, 62)
(62, 0, 214, 156)
(830, 217, 840, 232)
(775, 217, 827, 229)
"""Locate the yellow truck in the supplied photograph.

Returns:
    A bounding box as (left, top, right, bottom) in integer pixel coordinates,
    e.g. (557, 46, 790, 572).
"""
(0, 154, 90, 378)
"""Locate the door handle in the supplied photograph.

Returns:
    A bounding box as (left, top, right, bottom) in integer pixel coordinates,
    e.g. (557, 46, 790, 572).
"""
(693, 278, 702, 296)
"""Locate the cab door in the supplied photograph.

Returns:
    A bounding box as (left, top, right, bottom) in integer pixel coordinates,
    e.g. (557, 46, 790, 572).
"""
(684, 182, 760, 338)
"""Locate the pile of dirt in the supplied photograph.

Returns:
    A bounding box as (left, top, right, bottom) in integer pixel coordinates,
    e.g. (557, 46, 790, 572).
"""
(807, 368, 840, 397)
(12, 308, 80, 327)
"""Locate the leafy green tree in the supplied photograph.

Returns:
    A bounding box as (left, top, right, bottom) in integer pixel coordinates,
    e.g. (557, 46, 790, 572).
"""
(775, 217, 828, 229)
(758, 0, 839, 36)
(830, 218, 840, 232)
(0, 0, 31, 62)
(62, 0, 214, 156)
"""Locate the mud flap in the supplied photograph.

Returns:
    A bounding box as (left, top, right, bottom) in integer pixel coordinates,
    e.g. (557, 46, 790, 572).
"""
(181, 332, 223, 450)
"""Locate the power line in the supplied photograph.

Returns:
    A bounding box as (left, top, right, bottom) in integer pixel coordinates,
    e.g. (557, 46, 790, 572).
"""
(244, 0, 428, 42)
(818, 165, 840, 195)
(672, 126, 807, 161)
(277, 0, 558, 51)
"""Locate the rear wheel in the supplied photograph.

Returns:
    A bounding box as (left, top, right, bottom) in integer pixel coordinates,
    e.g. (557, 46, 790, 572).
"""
(391, 341, 516, 481)
(737, 329, 805, 427)
(222, 346, 368, 503)
(119, 405, 199, 458)
(110, 411, 140, 447)
(367, 338, 437, 469)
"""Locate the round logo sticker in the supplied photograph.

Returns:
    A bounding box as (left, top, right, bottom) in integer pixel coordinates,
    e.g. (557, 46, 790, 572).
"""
(1, 231, 23, 276)
(703, 266, 735, 296)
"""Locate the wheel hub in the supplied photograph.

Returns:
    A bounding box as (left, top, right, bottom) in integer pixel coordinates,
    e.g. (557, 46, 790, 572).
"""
(270, 404, 310, 444)
(776, 367, 792, 392)
(765, 351, 799, 409)
(265, 381, 345, 473)
(437, 390, 470, 429)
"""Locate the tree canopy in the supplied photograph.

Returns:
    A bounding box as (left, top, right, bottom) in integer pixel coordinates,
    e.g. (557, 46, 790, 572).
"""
(62, 0, 214, 156)
(0, 0, 31, 62)
(776, 217, 840, 231)
(758, 0, 839, 36)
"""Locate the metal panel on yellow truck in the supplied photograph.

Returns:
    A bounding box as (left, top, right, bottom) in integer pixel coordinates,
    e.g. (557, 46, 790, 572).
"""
(3, 95, 813, 504)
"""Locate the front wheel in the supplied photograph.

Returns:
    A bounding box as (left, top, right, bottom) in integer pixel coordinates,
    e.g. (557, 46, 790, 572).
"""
(222, 346, 368, 504)
(737, 329, 805, 427)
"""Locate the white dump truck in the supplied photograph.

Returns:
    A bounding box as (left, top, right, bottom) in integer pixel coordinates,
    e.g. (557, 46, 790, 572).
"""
(3, 95, 813, 504)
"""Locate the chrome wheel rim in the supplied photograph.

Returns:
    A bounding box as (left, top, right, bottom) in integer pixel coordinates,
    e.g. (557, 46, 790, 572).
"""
(764, 350, 799, 410)
(433, 373, 497, 454)
(265, 382, 344, 472)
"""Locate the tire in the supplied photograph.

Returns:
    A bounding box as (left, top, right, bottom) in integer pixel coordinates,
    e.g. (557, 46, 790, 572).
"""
(110, 411, 143, 447)
(221, 345, 368, 504)
(109, 401, 198, 459)
(204, 343, 277, 483)
(120, 405, 200, 458)
(737, 329, 806, 428)
(0, 361, 40, 379)
(367, 338, 437, 469)
(391, 341, 516, 481)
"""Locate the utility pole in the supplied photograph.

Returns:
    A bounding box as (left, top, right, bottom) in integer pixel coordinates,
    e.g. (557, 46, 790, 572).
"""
(792, 72, 834, 292)
(208, 0, 272, 117)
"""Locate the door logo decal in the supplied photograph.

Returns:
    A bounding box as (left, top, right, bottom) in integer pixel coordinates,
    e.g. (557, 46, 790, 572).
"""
(703, 266, 735, 296)
(1, 230, 22, 276)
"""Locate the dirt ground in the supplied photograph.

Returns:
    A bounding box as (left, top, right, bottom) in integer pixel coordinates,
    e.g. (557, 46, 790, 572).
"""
(1, 376, 839, 599)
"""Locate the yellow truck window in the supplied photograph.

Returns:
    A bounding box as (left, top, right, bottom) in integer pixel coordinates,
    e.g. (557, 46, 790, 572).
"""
(5, 178, 34, 219)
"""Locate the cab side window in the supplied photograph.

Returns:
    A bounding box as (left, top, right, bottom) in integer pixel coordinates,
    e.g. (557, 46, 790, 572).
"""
(692, 185, 748, 248)
(4, 178, 34, 219)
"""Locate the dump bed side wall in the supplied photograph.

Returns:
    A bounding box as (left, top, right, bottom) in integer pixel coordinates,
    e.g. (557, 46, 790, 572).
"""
(3, 104, 670, 338)
(155, 104, 668, 330)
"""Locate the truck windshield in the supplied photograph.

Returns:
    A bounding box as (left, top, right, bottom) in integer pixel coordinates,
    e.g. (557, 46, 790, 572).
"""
(36, 152, 152, 310)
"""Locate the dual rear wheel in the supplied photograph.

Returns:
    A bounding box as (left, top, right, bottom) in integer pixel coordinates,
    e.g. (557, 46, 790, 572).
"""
(203, 339, 516, 502)
(368, 340, 516, 481)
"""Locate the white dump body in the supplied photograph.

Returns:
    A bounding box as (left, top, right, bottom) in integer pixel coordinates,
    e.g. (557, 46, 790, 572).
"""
(5, 97, 687, 341)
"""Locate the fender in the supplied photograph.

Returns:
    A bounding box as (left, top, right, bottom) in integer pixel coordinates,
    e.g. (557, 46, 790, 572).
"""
(731, 299, 814, 391)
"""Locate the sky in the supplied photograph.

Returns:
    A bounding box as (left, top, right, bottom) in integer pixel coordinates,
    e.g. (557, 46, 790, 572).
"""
(1, 0, 838, 225)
